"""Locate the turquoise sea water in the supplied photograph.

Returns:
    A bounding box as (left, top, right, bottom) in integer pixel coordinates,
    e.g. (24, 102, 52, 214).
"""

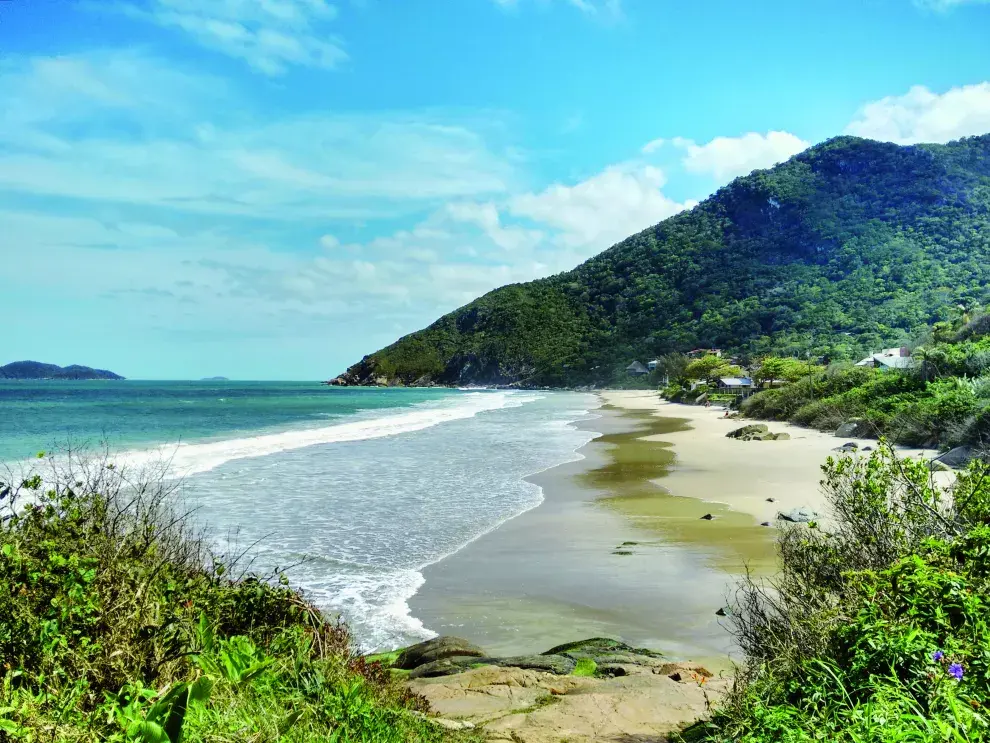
(0, 381, 456, 461)
(0, 381, 598, 651)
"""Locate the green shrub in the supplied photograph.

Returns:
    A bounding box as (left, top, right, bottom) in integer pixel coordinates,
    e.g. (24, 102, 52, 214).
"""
(687, 447, 990, 742)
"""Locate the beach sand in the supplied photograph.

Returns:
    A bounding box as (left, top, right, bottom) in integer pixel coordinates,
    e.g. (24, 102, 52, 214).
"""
(600, 390, 941, 525)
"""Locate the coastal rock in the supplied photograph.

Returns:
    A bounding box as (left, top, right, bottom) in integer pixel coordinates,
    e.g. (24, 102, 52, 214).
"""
(832, 441, 859, 452)
(491, 655, 577, 675)
(544, 638, 664, 664)
(700, 513, 715, 520)
(395, 636, 487, 670)
(777, 507, 819, 523)
(931, 446, 977, 470)
(773, 432, 791, 441)
(408, 655, 726, 743)
(727, 424, 769, 440)
(409, 656, 488, 679)
(835, 419, 872, 438)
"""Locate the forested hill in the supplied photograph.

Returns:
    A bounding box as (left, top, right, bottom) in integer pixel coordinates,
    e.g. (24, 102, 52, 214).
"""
(333, 134, 990, 388)
(0, 361, 124, 380)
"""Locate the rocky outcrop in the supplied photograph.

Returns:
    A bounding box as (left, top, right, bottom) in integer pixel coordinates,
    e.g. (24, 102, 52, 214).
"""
(408, 659, 728, 743)
(930, 446, 982, 470)
(726, 424, 790, 441)
(395, 636, 487, 670)
(368, 636, 730, 741)
(777, 507, 819, 523)
(834, 419, 873, 438)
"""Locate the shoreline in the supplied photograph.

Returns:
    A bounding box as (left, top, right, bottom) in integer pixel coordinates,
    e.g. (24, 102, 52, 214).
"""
(406, 396, 752, 667)
(404, 388, 947, 666)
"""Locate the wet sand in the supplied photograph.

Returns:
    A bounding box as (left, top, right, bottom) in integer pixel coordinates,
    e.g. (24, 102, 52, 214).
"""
(408, 402, 763, 667)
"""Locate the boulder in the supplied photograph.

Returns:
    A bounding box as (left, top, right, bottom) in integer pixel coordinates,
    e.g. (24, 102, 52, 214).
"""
(695, 393, 709, 406)
(832, 442, 859, 452)
(727, 424, 769, 440)
(544, 637, 663, 662)
(395, 636, 487, 670)
(699, 513, 715, 520)
(772, 432, 791, 441)
(931, 446, 977, 470)
(777, 507, 819, 523)
(490, 655, 576, 675)
(835, 419, 872, 438)
(408, 656, 488, 679)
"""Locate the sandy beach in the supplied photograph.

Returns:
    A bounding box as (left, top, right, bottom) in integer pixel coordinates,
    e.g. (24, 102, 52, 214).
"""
(408, 389, 947, 668)
(600, 390, 941, 525)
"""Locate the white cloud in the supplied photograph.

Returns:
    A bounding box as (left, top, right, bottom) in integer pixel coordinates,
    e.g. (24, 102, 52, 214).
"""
(672, 131, 809, 182)
(510, 164, 690, 249)
(640, 137, 665, 154)
(94, 0, 346, 75)
(0, 51, 515, 220)
(444, 201, 544, 252)
(844, 83, 990, 144)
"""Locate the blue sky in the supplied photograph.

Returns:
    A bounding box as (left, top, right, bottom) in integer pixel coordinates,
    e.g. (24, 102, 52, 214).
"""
(1, 0, 989, 380)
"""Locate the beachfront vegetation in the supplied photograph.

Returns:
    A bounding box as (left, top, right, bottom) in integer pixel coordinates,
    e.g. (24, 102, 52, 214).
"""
(684, 446, 990, 742)
(335, 134, 990, 387)
(743, 311, 990, 449)
(0, 453, 477, 743)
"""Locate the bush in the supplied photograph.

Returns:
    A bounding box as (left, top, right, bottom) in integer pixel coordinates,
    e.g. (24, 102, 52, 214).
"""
(686, 446, 990, 742)
(0, 450, 476, 742)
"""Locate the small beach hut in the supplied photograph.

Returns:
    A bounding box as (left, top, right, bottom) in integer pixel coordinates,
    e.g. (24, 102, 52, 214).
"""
(717, 377, 754, 396)
(626, 361, 650, 377)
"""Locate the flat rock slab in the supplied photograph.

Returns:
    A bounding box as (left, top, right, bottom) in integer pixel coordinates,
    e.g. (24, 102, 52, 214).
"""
(410, 662, 729, 743)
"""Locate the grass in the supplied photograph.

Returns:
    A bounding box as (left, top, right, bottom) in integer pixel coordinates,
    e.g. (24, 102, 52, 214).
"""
(0, 448, 481, 743)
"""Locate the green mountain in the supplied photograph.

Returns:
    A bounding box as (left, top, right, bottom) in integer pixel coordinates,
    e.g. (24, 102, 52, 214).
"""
(0, 361, 124, 380)
(332, 134, 990, 388)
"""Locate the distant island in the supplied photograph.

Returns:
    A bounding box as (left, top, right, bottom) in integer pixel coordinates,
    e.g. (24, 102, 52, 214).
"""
(0, 361, 124, 380)
(201, 376, 230, 381)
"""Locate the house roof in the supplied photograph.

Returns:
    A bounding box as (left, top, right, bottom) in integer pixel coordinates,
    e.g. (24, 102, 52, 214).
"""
(719, 377, 753, 387)
(626, 361, 649, 373)
(856, 353, 915, 369)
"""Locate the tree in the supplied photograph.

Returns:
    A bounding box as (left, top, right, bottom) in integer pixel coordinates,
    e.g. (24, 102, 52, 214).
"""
(685, 354, 743, 384)
(753, 356, 816, 386)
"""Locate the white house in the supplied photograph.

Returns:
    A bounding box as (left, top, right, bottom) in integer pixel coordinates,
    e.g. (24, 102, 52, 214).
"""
(855, 347, 914, 370)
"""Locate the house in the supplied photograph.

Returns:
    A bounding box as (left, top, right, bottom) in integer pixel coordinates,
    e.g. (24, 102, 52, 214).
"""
(687, 348, 722, 359)
(647, 359, 662, 371)
(717, 377, 754, 396)
(626, 360, 650, 376)
(855, 347, 914, 370)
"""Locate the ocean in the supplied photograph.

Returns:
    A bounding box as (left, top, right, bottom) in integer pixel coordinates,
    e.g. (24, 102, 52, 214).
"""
(0, 381, 598, 651)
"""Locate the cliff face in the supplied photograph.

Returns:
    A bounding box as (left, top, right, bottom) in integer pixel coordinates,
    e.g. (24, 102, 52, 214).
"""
(331, 134, 990, 388)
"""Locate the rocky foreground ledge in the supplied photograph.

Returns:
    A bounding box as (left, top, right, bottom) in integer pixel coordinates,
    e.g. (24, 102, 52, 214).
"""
(367, 636, 729, 743)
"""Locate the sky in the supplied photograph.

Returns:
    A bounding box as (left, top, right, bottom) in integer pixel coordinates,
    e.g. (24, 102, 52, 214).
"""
(1, 0, 989, 380)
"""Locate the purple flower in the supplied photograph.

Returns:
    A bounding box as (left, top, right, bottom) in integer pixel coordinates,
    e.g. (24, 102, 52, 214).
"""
(948, 663, 964, 681)
(933, 651, 945, 662)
